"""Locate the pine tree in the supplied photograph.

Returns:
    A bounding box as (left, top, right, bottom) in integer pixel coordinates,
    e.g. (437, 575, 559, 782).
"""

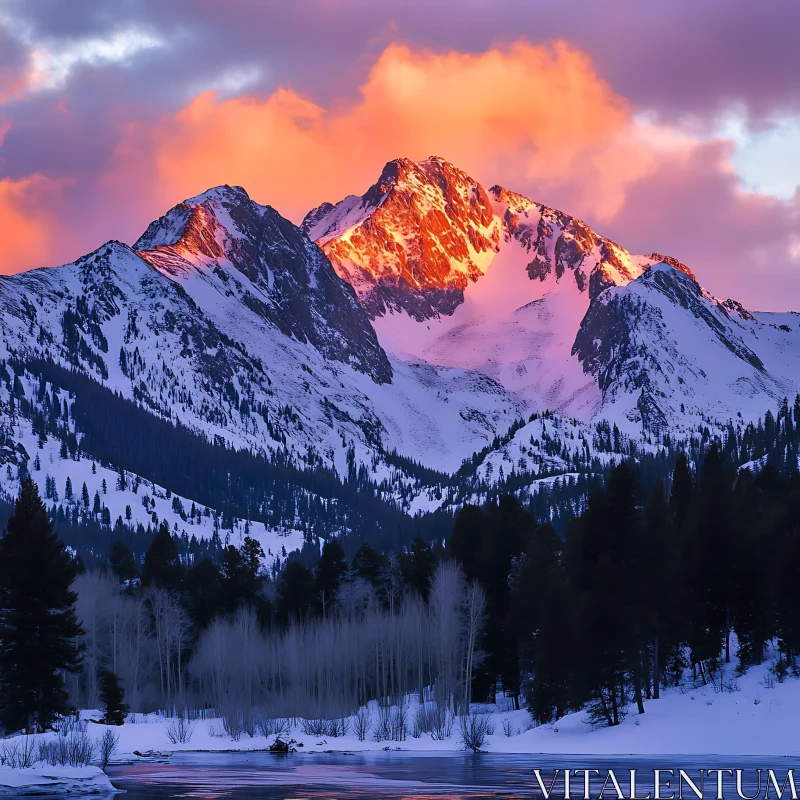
(277, 561, 314, 623)
(98, 670, 128, 725)
(513, 523, 576, 724)
(351, 542, 386, 587)
(0, 478, 83, 732)
(109, 541, 137, 583)
(670, 452, 693, 531)
(313, 538, 347, 614)
(185, 558, 221, 629)
(399, 537, 436, 600)
(690, 443, 735, 667)
(141, 523, 184, 590)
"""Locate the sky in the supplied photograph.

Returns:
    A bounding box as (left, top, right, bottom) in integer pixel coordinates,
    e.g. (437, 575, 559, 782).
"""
(0, 0, 799, 310)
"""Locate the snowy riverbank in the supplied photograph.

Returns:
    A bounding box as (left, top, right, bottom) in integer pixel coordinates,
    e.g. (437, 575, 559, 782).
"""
(86, 662, 800, 759)
(0, 659, 793, 799)
(0, 765, 115, 795)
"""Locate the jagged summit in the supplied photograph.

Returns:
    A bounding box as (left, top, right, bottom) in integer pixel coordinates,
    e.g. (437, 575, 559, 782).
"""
(131, 185, 392, 384)
(303, 156, 800, 432)
(304, 156, 693, 322)
(303, 156, 499, 320)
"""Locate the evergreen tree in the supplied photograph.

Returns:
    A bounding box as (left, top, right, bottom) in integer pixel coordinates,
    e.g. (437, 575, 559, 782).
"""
(351, 542, 386, 587)
(141, 523, 184, 590)
(218, 536, 265, 614)
(109, 540, 137, 583)
(688, 443, 734, 669)
(313, 539, 347, 614)
(98, 670, 128, 725)
(399, 537, 437, 600)
(0, 478, 83, 732)
(643, 481, 681, 698)
(512, 523, 576, 724)
(450, 496, 533, 705)
(773, 472, 800, 670)
(669, 453, 693, 531)
(276, 561, 314, 623)
(185, 558, 221, 629)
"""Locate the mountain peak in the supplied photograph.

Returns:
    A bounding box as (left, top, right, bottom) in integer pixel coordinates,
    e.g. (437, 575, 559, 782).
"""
(131, 185, 393, 383)
(304, 156, 690, 322)
(182, 184, 251, 207)
(303, 156, 499, 320)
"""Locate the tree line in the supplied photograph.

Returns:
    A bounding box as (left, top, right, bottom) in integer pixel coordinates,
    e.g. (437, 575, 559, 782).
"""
(2, 433, 799, 733)
(0, 478, 488, 732)
(504, 447, 800, 726)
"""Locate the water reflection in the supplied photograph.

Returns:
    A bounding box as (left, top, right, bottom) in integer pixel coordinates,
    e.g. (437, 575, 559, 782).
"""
(107, 752, 800, 799)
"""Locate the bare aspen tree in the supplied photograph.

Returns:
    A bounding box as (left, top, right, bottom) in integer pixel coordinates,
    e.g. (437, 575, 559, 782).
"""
(463, 579, 487, 709)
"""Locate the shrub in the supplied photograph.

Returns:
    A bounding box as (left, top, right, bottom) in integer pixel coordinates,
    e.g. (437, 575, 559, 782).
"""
(218, 703, 258, 741)
(354, 708, 371, 742)
(414, 702, 454, 740)
(458, 710, 495, 752)
(373, 705, 407, 742)
(255, 715, 290, 738)
(299, 717, 349, 737)
(97, 729, 119, 770)
(0, 736, 39, 768)
(165, 717, 195, 744)
(300, 718, 331, 737)
(37, 726, 95, 767)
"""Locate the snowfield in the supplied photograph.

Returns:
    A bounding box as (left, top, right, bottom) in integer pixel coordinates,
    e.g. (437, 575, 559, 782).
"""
(0, 661, 793, 794)
(41, 662, 800, 760)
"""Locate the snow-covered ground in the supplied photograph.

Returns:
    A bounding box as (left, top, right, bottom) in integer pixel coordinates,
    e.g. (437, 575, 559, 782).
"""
(0, 661, 791, 794)
(0, 765, 114, 795)
(33, 662, 798, 760)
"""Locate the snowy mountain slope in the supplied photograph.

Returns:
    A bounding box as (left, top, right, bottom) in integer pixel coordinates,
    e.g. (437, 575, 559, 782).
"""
(134, 185, 392, 385)
(0, 396, 304, 572)
(306, 157, 800, 434)
(0, 163, 796, 563)
(0, 186, 535, 551)
(573, 264, 800, 433)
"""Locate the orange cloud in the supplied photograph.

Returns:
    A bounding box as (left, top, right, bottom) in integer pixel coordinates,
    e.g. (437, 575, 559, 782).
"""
(107, 40, 663, 224)
(10, 39, 795, 310)
(0, 175, 60, 274)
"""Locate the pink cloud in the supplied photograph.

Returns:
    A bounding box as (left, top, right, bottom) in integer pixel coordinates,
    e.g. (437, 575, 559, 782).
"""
(0, 38, 797, 310)
(0, 173, 64, 274)
(597, 139, 800, 310)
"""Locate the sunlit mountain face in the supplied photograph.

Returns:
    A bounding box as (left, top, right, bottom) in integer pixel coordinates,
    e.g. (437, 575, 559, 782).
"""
(0, 148, 797, 578)
(304, 156, 800, 435)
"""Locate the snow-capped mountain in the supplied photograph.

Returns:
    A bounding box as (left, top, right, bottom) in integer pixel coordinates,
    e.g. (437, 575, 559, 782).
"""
(134, 185, 392, 385)
(0, 158, 797, 564)
(0, 186, 525, 476)
(0, 185, 535, 557)
(305, 157, 800, 434)
(303, 158, 499, 320)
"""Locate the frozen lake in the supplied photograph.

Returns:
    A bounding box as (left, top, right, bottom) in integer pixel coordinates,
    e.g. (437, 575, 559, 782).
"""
(107, 751, 800, 798)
